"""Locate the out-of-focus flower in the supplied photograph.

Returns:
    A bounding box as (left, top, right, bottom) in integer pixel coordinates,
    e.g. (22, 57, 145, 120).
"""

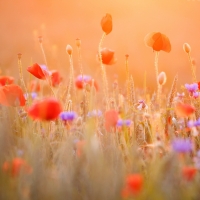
(2, 161, 10, 172)
(60, 111, 77, 121)
(117, 119, 132, 127)
(0, 76, 14, 86)
(11, 158, 32, 177)
(135, 100, 148, 111)
(75, 75, 98, 91)
(121, 174, 143, 198)
(185, 83, 198, 95)
(28, 98, 62, 121)
(182, 166, 197, 181)
(193, 91, 200, 99)
(172, 138, 193, 153)
(101, 13, 112, 35)
(157, 72, 167, 86)
(0, 84, 26, 107)
(74, 140, 85, 157)
(50, 70, 62, 87)
(27, 63, 49, 80)
(175, 102, 195, 117)
(183, 43, 191, 54)
(187, 118, 200, 128)
(87, 109, 102, 117)
(98, 48, 117, 65)
(144, 32, 171, 52)
(104, 110, 118, 132)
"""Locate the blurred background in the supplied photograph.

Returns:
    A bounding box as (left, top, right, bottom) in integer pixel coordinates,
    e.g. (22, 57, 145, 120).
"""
(0, 0, 200, 91)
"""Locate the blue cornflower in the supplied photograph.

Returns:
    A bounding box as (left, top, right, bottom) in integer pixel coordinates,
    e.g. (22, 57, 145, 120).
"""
(187, 118, 200, 128)
(60, 111, 77, 121)
(185, 83, 198, 94)
(172, 138, 193, 153)
(117, 119, 132, 127)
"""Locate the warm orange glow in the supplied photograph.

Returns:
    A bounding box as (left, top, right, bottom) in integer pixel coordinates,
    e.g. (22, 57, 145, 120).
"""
(0, 0, 200, 90)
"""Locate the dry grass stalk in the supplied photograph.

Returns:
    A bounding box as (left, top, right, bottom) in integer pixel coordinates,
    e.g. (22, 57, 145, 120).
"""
(164, 75, 178, 139)
(98, 33, 109, 110)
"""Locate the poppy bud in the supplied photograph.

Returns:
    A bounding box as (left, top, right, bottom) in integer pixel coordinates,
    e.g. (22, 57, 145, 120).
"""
(66, 45, 73, 55)
(101, 13, 112, 35)
(157, 72, 167, 85)
(75, 38, 81, 48)
(183, 43, 191, 54)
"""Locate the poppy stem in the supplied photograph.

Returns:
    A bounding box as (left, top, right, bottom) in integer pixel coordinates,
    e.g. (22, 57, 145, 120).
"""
(39, 42, 48, 67)
(64, 55, 75, 109)
(188, 53, 197, 83)
(17, 55, 29, 101)
(76, 42, 84, 85)
(155, 51, 159, 86)
(98, 32, 109, 110)
(125, 55, 131, 107)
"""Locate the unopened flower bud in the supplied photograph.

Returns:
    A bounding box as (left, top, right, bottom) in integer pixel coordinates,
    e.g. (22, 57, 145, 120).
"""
(157, 71, 167, 86)
(66, 45, 73, 55)
(183, 43, 191, 54)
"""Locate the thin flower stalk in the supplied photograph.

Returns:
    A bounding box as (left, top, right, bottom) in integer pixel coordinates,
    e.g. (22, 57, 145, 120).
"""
(98, 32, 109, 110)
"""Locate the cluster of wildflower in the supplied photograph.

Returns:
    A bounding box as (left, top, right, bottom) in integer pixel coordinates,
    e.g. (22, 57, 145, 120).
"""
(188, 118, 200, 128)
(60, 111, 77, 121)
(172, 138, 193, 153)
(117, 119, 132, 127)
(185, 83, 199, 98)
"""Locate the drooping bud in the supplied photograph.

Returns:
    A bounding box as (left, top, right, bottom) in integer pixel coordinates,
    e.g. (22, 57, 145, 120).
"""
(157, 71, 167, 86)
(101, 13, 112, 35)
(183, 43, 191, 54)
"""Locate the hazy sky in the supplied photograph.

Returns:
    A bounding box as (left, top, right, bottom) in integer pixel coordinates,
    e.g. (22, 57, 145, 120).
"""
(0, 0, 200, 90)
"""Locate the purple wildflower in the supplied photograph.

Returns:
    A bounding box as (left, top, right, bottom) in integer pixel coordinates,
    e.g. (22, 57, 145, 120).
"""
(31, 92, 38, 99)
(77, 75, 91, 82)
(172, 138, 193, 153)
(117, 119, 132, 127)
(187, 118, 200, 127)
(193, 91, 200, 99)
(185, 83, 198, 94)
(60, 111, 77, 121)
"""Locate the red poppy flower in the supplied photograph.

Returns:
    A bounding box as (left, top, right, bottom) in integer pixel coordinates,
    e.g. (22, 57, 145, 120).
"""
(182, 166, 197, 181)
(144, 32, 171, 52)
(104, 110, 118, 132)
(11, 158, 32, 177)
(175, 102, 195, 117)
(198, 82, 200, 90)
(0, 76, 14, 86)
(121, 174, 143, 198)
(98, 48, 117, 65)
(27, 63, 49, 80)
(0, 84, 25, 106)
(50, 70, 62, 87)
(75, 75, 98, 91)
(101, 13, 112, 35)
(28, 80, 40, 92)
(28, 98, 62, 121)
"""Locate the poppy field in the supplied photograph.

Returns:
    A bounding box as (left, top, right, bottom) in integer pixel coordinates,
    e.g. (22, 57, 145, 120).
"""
(1, 1, 200, 199)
